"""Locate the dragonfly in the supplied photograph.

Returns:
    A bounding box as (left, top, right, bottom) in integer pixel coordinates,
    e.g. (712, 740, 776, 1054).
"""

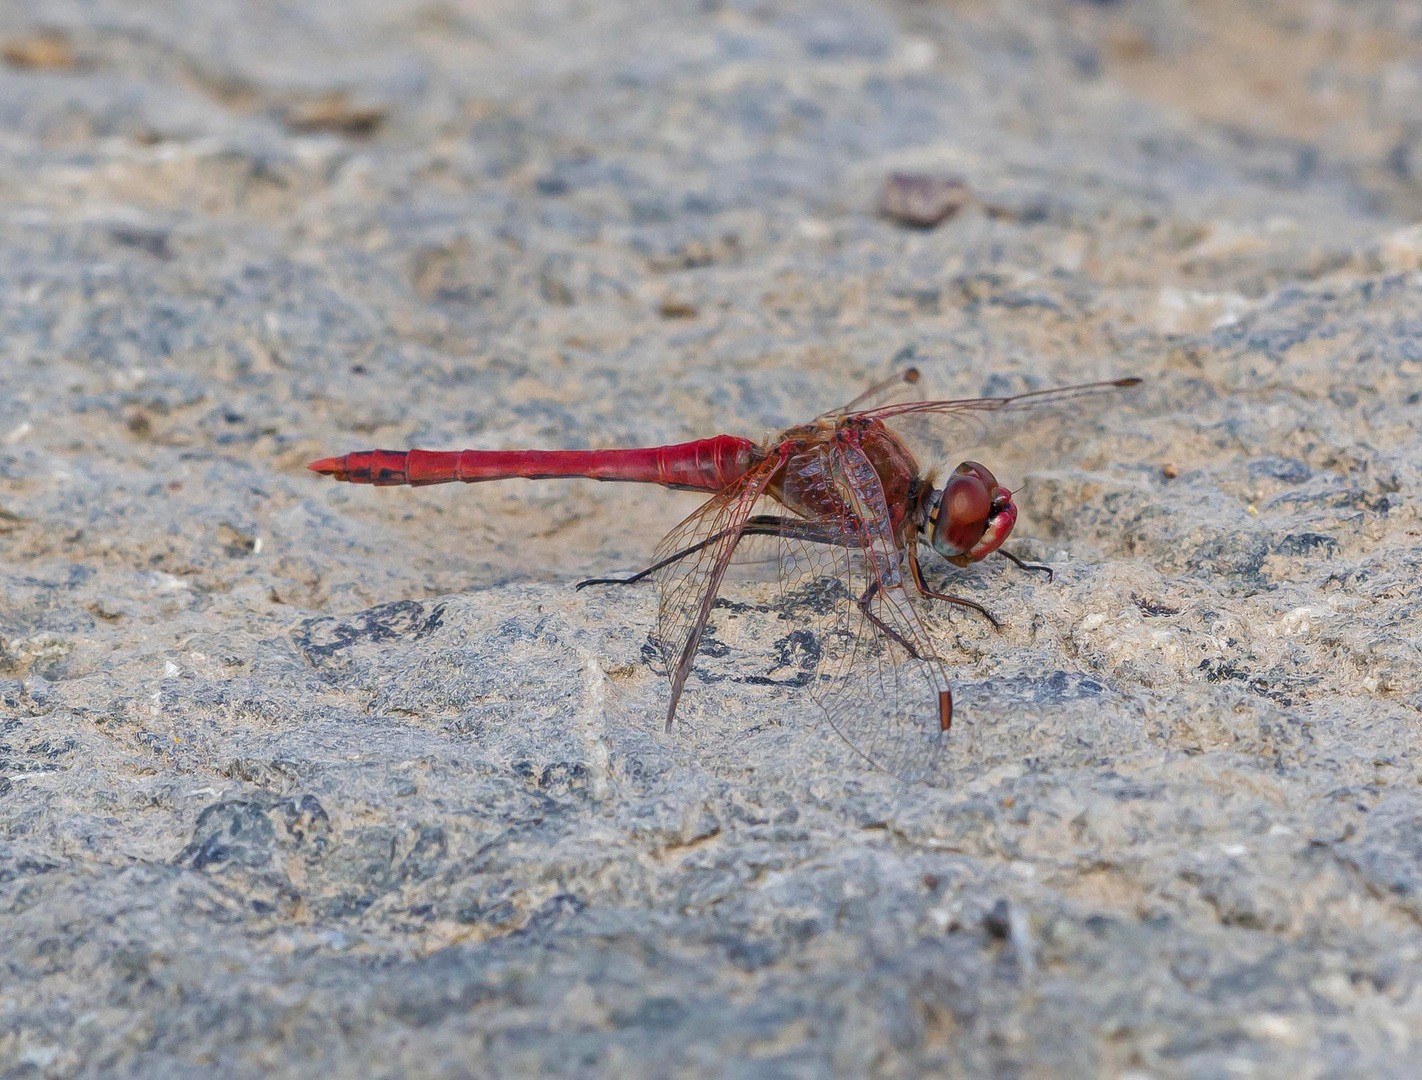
(309, 370, 1140, 781)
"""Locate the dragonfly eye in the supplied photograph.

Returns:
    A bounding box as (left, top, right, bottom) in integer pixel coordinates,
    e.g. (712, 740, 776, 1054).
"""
(954, 460, 999, 490)
(931, 472, 990, 559)
(931, 461, 1018, 565)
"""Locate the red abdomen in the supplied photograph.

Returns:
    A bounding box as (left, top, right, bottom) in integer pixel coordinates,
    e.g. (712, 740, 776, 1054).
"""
(309, 434, 761, 493)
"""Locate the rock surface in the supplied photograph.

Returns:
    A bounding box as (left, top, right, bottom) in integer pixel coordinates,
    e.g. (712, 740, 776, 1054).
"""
(2, 0, 1422, 1076)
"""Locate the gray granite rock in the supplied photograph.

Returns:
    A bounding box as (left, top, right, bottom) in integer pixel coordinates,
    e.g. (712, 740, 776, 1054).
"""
(3, 0, 1422, 1076)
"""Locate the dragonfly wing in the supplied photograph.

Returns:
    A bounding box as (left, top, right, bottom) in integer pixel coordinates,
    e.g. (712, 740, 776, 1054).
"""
(652, 456, 782, 728)
(816, 364, 925, 419)
(852, 375, 1142, 475)
(778, 441, 953, 783)
(853, 376, 1141, 423)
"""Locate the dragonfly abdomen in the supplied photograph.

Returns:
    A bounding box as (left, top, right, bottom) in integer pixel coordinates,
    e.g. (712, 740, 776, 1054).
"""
(308, 435, 761, 492)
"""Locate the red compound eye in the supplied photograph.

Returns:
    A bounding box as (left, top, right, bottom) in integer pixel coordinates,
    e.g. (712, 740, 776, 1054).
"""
(954, 460, 998, 491)
(931, 461, 1017, 564)
(932, 471, 990, 557)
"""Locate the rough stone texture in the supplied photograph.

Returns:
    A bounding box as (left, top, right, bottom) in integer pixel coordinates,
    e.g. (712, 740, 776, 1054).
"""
(2, 0, 1422, 1077)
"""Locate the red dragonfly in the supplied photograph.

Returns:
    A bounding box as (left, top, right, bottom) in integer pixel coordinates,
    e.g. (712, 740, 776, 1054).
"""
(310, 371, 1139, 781)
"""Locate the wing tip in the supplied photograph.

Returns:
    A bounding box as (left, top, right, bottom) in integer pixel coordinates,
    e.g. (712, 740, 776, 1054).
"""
(938, 689, 952, 732)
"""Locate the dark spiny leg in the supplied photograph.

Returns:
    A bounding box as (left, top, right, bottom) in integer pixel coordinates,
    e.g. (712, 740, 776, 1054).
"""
(908, 545, 1001, 630)
(997, 547, 1053, 583)
(856, 572, 954, 732)
(855, 578, 947, 663)
(575, 528, 731, 590)
(575, 515, 843, 590)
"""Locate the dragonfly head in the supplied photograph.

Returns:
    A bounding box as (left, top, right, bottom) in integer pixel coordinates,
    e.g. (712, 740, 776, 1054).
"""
(924, 461, 1016, 566)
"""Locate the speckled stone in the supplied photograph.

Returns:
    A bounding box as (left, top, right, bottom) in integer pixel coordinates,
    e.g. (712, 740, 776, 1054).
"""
(3, 1, 1422, 1077)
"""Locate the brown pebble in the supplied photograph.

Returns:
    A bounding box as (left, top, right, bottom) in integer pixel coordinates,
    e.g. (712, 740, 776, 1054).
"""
(658, 298, 699, 319)
(2, 32, 78, 71)
(878, 173, 972, 228)
(285, 92, 387, 137)
(1162, 462, 1179, 479)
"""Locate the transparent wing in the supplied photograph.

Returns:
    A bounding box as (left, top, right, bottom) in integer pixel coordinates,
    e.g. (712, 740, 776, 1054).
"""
(853, 375, 1142, 479)
(652, 457, 781, 727)
(853, 376, 1140, 423)
(777, 441, 953, 784)
(816, 364, 925, 419)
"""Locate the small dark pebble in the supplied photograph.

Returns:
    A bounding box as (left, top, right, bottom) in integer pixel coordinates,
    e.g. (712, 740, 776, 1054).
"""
(878, 173, 972, 228)
(659, 298, 699, 319)
(1134, 594, 1181, 618)
(983, 899, 1013, 941)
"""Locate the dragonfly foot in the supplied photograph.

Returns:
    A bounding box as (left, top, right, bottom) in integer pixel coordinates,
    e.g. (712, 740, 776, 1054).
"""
(998, 548, 1053, 583)
(575, 574, 644, 590)
(921, 590, 1001, 630)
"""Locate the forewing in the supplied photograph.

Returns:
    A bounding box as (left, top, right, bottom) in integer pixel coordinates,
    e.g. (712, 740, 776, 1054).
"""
(854, 375, 1141, 479)
(652, 457, 781, 727)
(853, 376, 1140, 424)
(778, 442, 953, 784)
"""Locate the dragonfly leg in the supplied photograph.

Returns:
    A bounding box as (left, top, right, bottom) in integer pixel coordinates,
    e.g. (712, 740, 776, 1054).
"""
(574, 529, 732, 589)
(997, 547, 1053, 583)
(575, 515, 835, 589)
(855, 578, 948, 662)
(908, 545, 1002, 629)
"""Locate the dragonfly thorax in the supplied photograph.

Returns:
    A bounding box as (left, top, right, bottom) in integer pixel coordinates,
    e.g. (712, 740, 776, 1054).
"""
(919, 461, 1018, 567)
